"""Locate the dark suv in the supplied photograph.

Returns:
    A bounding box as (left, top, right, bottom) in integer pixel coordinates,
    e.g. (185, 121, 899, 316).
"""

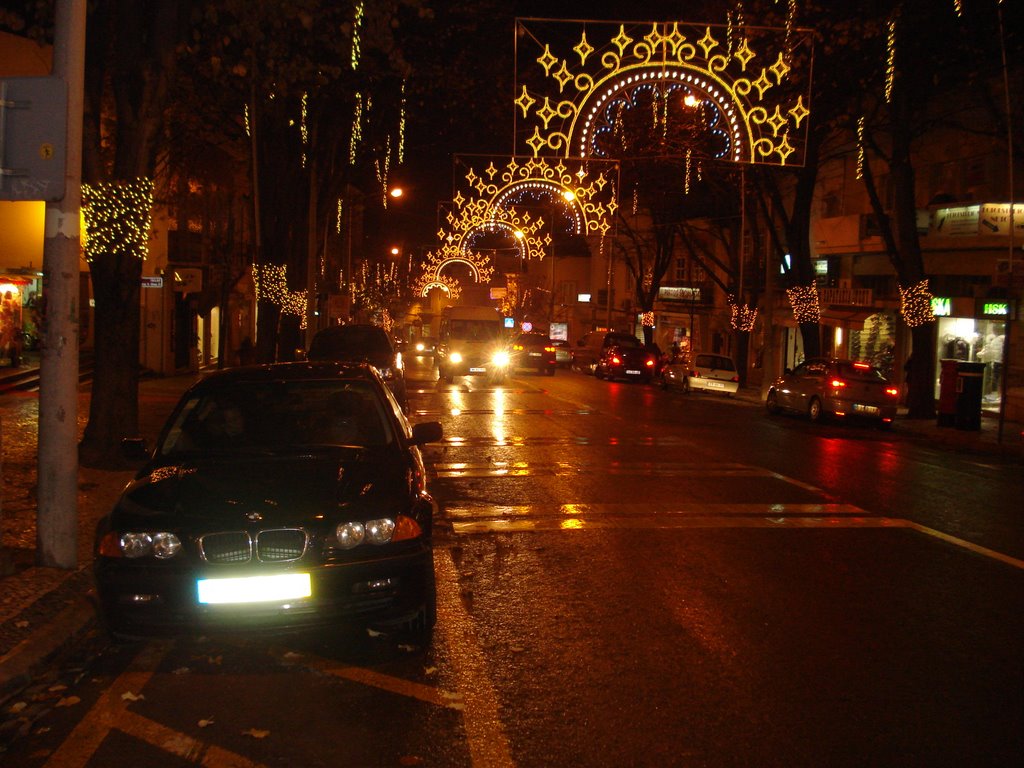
(594, 334, 659, 382)
(308, 324, 408, 412)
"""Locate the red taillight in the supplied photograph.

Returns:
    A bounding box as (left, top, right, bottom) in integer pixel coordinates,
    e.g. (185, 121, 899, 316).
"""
(611, 355, 622, 365)
(645, 358, 655, 367)
(689, 370, 700, 378)
(853, 362, 870, 370)
(830, 378, 847, 389)
(885, 386, 899, 397)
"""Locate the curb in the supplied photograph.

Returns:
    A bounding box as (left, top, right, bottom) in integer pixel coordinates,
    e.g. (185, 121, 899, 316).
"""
(0, 596, 97, 706)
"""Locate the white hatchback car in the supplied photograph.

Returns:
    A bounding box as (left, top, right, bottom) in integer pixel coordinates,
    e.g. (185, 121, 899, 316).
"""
(662, 353, 740, 396)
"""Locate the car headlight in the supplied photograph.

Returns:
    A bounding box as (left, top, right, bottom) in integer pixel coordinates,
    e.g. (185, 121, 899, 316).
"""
(151, 532, 182, 559)
(450, 351, 463, 364)
(415, 342, 425, 352)
(102, 531, 182, 559)
(492, 350, 510, 367)
(336, 521, 366, 549)
(365, 518, 396, 545)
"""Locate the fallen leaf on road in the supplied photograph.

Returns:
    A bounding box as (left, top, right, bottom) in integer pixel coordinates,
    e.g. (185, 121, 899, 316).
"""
(172, 667, 190, 675)
(14, 620, 29, 629)
(8, 702, 27, 714)
(198, 718, 215, 728)
(121, 691, 144, 702)
(48, 684, 67, 692)
(242, 729, 270, 739)
(56, 696, 81, 708)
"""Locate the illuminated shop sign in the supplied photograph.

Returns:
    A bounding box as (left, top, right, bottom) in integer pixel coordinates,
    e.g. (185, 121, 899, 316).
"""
(658, 286, 702, 302)
(931, 297, 951, 317)
(975, 299, 1016, 319)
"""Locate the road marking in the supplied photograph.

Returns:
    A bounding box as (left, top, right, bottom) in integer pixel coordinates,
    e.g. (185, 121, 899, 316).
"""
(441, 503, 1024, 569)
(44, 642, 267, 768)
(432, 460, 773, 478)
(267, 648, 461, 710)
(435, 547, 515, 768)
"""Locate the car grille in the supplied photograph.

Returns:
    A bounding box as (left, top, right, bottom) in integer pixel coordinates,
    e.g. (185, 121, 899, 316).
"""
(198, 529, 307, 563)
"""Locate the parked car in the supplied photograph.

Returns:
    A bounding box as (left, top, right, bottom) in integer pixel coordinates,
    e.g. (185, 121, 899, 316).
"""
(510, 332, 557, 375)
(765, 357, 899, 427)
(572, 330, 646, 374)
(594, 335, 659, 382)
(662, 352, 740, 396)
(551, 339, 573, 367)
(307, 323, 408, 412)
(93, 362, 443, 644)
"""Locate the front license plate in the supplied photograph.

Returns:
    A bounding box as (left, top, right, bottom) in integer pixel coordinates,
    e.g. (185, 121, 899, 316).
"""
(469, 367, 486, 373)
(626, 369, 641, 375)
(852, 403, 880, 415)
(197, 573, 312, 604)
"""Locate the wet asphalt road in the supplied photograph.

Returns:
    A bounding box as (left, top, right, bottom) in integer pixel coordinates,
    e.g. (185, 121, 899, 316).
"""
(2, 355, 1022, 767)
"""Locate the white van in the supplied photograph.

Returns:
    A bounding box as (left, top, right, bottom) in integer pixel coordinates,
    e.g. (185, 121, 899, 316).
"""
(435, 305, 510, 383)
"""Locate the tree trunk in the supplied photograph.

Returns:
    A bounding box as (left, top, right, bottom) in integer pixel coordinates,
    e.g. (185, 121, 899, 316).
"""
(79, 253, 142, 467)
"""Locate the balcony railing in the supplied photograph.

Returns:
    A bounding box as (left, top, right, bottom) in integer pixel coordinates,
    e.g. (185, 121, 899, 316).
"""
(818, 286, 874, 306)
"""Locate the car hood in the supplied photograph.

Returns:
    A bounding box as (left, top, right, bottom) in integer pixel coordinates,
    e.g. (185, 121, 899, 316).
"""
(112, 450, 409, 527)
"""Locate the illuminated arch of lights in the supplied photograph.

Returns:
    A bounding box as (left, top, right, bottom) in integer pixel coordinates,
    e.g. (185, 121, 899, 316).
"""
(514, 20, 812, 166)
(457, 155, 618, 239)
(414, 274, 462, 301)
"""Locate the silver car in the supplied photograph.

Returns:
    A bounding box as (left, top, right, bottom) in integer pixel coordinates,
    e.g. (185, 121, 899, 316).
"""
(662, 353, 740, 396)
(766, 357, 899, 426)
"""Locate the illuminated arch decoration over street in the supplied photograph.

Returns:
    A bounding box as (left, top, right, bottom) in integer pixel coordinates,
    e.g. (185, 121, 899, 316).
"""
(413, 241, 493, 299)
(455, 155, 618, 240)
(514, 19, 812, 166)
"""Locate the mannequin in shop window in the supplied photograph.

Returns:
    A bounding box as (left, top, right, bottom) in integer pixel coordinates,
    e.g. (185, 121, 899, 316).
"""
(942, 334, 969, 360)
(977, 331, 1004, 395)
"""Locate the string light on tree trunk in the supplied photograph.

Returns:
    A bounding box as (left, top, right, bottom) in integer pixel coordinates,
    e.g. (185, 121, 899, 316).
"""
(729, 295, 758, 331)
(785, 283, 821, 323)
(82, 178, 154, 263)
(899, 280, 936, 327)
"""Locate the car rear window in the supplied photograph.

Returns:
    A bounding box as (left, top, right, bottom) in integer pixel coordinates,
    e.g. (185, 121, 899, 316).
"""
(607, 334, 642, 348)
(695, 354, 735, 370)
(835, 362, 887, 381)
(309, 326, 391, 358)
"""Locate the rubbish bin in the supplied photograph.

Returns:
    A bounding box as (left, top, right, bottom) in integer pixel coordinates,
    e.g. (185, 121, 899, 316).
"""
(937, 359, 959, 427)
(953, 361, 985, 431)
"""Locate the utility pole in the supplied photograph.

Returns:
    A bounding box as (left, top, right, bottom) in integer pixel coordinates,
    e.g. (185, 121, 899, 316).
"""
(37, 0, 86, 569)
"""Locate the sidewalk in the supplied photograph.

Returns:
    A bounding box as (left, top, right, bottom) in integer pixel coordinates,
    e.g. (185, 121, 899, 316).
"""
(1, 373, 1022, 706)
(0, 368, 202, 706)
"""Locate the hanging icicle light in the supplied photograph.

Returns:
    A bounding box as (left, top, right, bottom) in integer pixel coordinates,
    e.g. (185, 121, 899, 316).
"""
(398, 80, 407, 165)
(885, 11, 898, 103)
(952, 0, 963, 17)
(351, 1, 364, 71)
(300, 91, 309, 169)
(856, 116, 866, 180)
(349, 93, 363, 164)
(685, 148, 692, 194)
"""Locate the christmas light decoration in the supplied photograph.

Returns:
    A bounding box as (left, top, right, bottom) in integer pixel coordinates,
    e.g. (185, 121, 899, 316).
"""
(641, 311, 655, 327)
(349, 94, 363, 164)
(300, 92, 308, 168)
(898, 280, 935, 328)
(885, 12, 897, 103)
(252, 264, 308, 326)
(785, 283, 821, 323)
(515, 19, 813, 166)
(729, 296, 758, 331)
(82, 178, 154, 263)
(351, 1, 363, 71)
(856, 116, 865, 180)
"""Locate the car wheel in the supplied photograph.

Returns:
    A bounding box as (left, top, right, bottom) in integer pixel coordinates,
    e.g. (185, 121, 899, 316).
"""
(808, 397, 823, 422)
(766, 390, 780, 414)
(398, 570, 437, 647)
(594, 366, 604, 380)
(682, 377, 691, 394)
(545, 367, 555, 376)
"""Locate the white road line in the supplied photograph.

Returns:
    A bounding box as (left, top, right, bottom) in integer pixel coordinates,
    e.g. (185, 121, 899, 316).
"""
(435, 548, 515, 768)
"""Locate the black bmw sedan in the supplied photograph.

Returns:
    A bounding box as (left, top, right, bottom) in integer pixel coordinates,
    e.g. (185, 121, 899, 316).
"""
(93, 362, 442, 645)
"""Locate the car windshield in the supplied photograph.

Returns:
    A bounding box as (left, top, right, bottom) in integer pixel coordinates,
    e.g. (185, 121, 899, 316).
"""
(159, 379, 394, 457)
(450, 319, 501, 341)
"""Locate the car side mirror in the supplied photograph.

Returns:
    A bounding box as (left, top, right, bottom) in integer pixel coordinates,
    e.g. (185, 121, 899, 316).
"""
(411, 421, 443, 446)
